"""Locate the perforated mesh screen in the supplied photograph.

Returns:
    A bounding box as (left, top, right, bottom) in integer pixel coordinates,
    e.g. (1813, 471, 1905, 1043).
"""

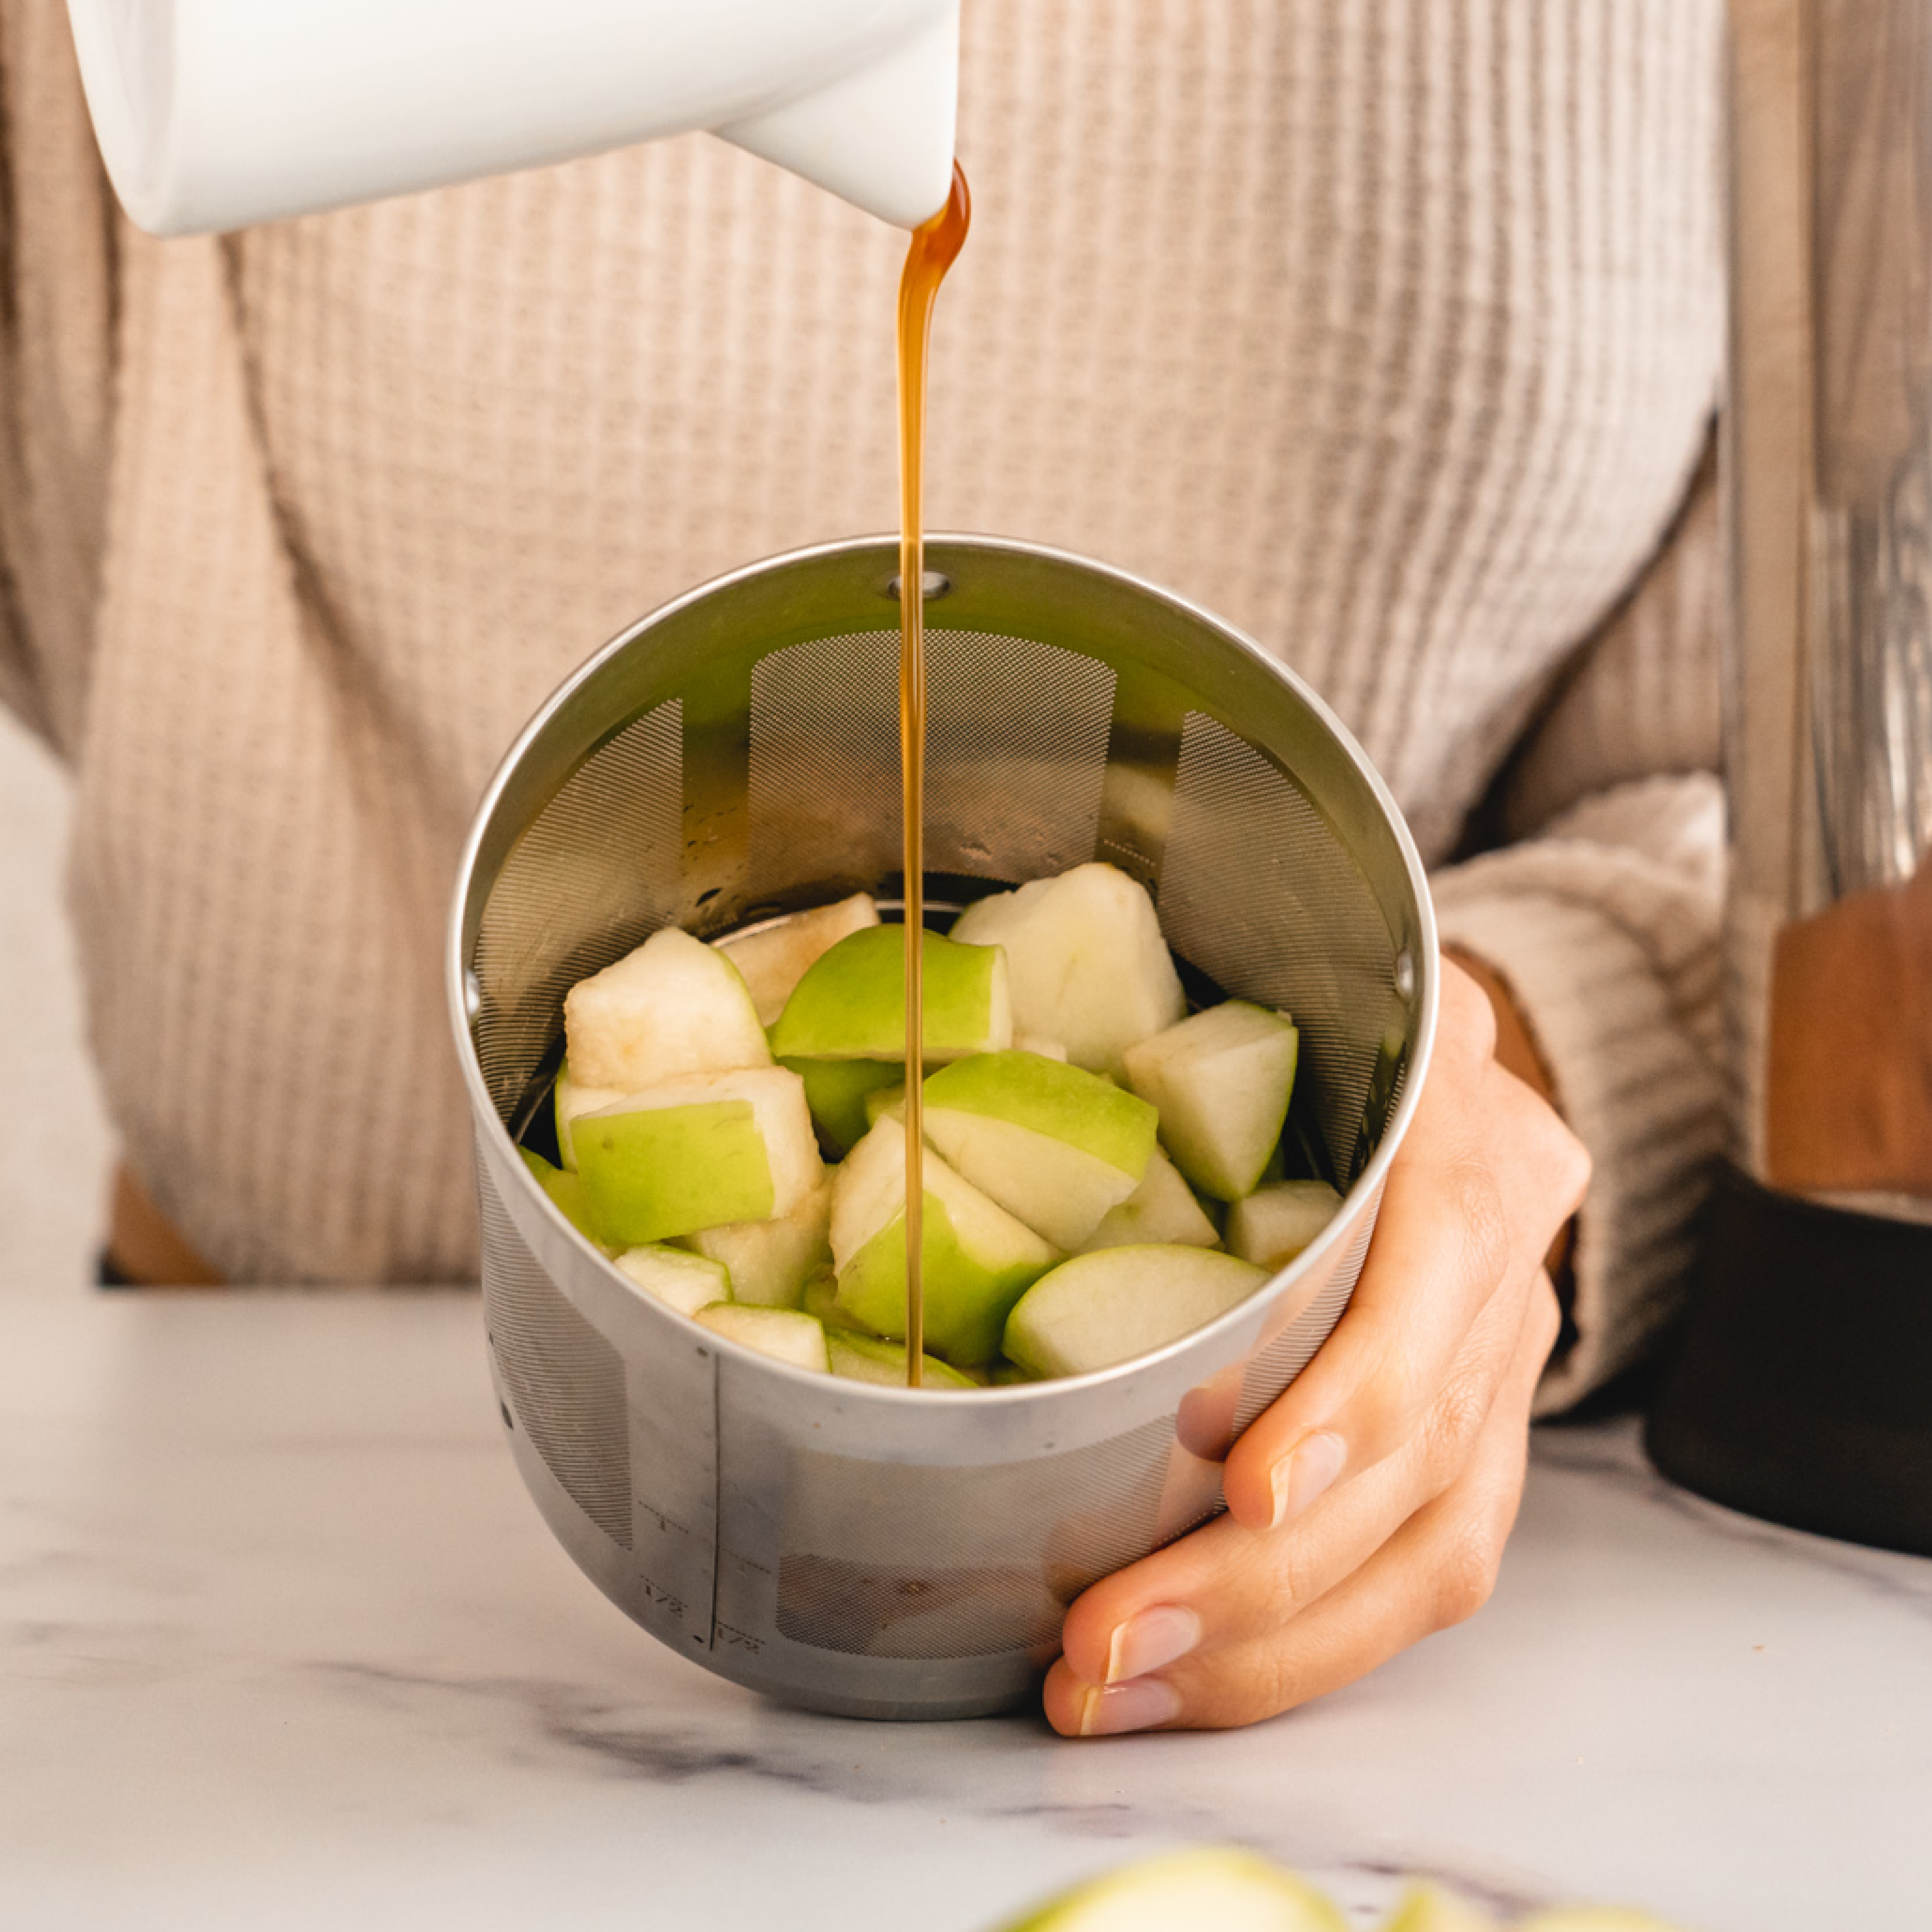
(479, 1163, 632, 1549)
(749, 627, 1116, 893)
(472, 701, 682, 1115)
(772, 1416, 1172, 1659)
(1158, 712, 1396, 1182)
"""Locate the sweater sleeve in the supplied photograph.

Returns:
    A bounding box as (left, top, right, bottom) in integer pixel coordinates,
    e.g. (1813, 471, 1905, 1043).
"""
(1432, 441, 1729, 1414)
(0, 0, 118, 758)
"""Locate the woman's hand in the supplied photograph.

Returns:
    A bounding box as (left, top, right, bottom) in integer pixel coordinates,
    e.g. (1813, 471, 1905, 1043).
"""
(1043, 955, 1590, 1735)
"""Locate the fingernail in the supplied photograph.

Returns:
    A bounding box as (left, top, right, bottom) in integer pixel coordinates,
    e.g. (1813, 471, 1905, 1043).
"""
(1105, 1605, 1201, 1685)
(1077, 1676, 1183, 1736)
(1269, 1430, 1347, 1529)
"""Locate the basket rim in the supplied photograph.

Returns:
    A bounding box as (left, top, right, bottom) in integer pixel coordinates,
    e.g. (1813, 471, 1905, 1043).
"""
(446, 529, 1440, 1401)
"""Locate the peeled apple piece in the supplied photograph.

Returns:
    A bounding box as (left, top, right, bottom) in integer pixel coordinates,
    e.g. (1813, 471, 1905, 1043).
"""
(825, 1330, 977, 1389)
(769, 924, 1011, 1064)
(570, 1066, 818, 1246)
(920, 1051, 1158, 1250)
(553, 1061, 627, 1172)
(563, 927, 770, 1091)
(679, 1180, 831, 1308)
(1003, 1244, 1267, 1378)
(713, 892, 879, 1027)
(693, 1303, 830, 1373)
(1122, 1000, 1299, 1200)
(614, 1243, 731, 1317)
(1079, 1145, 1221, 1252)
(830, 1120, 1058, 1365)
(1381, 1886, 1501, 1932)
(948, 862, 1184, 1077)
(996, 1847, 1347, 1932)
(1226, 1179, 1344, 1270)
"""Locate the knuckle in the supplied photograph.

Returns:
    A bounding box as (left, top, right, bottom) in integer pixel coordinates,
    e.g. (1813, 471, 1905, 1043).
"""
(1430, 1521, 1506, 1630)
(1439, 959, 1500, 1062)
(1448, 1155, 1512, 1295)
(1420, 1368, 1496, 1485)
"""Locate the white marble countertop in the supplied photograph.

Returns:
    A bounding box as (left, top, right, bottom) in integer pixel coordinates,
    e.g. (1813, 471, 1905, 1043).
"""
(2, 1290, 1924, 1931)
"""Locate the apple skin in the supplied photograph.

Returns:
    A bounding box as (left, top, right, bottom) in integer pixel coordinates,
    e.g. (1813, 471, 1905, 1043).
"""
(1122, 1000, 1300, 1201)
(519, 1146, 613, 1251)
(994, 1847, 1347, 1932)
(825, 1330, 977, 1389)
(768, 925, 1011, 1063)
(553, 1061, 627, 1172)
(569, 1066, 817, 1248)
(563, 926, 770, 1090)
(1003, 1244, 1268, 1378)
(949, 862, 1184, 1077)
(779, 1054, 903, 1155)
(830, 1121, 1057, 1366)
(714, 892, 879, 1027)
(920, 1050, 1158, 1249)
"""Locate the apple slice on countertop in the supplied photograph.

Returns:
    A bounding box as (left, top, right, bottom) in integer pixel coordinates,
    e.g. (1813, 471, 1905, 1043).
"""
(678, 1179, 830, 1308)
(553, 1060, 628, 1171)
(713, 892, 879, 1027)
(825, 1330, 977, 1389)
(1227, 1179, 1343, 1271)
(692, 1303, 830, 1373)
(949, 862, 1184, 1078)
(1079, 1145, 1220, 1252)
(920, 1051, 1158, 1250)
(570, 1065, 818, 1246)
(563, 927, 770, 1091)
(1003, 1244, 1267, 1378)
(1122, 1000, 1299, 1201)
(769, 924, 1010, 1063)
(1380, 1886, 1500, 1932)
(779, 1054, 903, 1156)
(995, 1847, 1346, 1932)
(519, 1147, 615, 1253)
(613, 1243, 731, 1317)
(830, 1120, 1058, 1366)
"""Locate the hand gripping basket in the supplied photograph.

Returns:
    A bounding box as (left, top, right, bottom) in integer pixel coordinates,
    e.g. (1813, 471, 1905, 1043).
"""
(448, 535, 1437, 1718)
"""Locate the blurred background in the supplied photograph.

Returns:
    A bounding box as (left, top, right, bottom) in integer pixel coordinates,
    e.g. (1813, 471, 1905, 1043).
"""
(0, 710, 112, 1297)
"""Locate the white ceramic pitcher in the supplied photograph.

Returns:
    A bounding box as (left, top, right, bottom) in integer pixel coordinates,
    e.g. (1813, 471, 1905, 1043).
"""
(62, 0, 960, 234)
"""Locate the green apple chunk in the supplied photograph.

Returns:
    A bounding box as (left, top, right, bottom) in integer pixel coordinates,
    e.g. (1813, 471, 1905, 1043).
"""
(920, 1051, 1158, 1250)
(997, 1847, 1346, 1932)
(1380, 1886, 1500, 1932)
(767, 925, 1010, 1064)
(692, 1303, 830, 1373)
(570, 1066, 818, 1246)
(1122, 1000, 1299, 1200)
(713, 892, 879, 1026)
(830, 1121, 1057, 1364)
(563, 927, 770, 1091)
(1226, 1179, 1343, 1270)
(1004, 1244, 1267, 1378)
(519, 1147, 613, 1251)
(825, 1330, 977, 1389)
(1079, 1146, 1221, 1252)
(779, 1054, 903, 1155)
(553, 1060, 628, 1172)
(678, 1179, 830, 1308)
(802, 1264, 872, 1335)
(613, 1243, 731, 1317)
(864, 1080, 907, 1130)
(949, 862, 1184, 1077)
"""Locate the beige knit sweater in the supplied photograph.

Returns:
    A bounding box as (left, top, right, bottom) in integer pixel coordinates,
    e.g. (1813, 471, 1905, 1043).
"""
(0, 0, 1726, 1408)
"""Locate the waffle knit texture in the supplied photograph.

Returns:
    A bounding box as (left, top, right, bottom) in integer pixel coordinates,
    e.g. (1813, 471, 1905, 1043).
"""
(0, 0, 1725, 1405)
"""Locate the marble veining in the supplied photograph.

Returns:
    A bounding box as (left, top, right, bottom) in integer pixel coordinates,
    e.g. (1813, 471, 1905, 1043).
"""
(0, 1291, 1925, 1932)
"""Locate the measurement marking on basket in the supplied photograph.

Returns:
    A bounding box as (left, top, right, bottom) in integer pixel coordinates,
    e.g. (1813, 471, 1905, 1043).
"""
(639, 1503, 690, 1539)
(638, 1578, 685, 1617)
(715, 1622, 764, 1654)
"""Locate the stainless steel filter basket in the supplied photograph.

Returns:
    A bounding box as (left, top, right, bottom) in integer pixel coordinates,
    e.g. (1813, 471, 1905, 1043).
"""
(448, 535, 1437, 1718)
